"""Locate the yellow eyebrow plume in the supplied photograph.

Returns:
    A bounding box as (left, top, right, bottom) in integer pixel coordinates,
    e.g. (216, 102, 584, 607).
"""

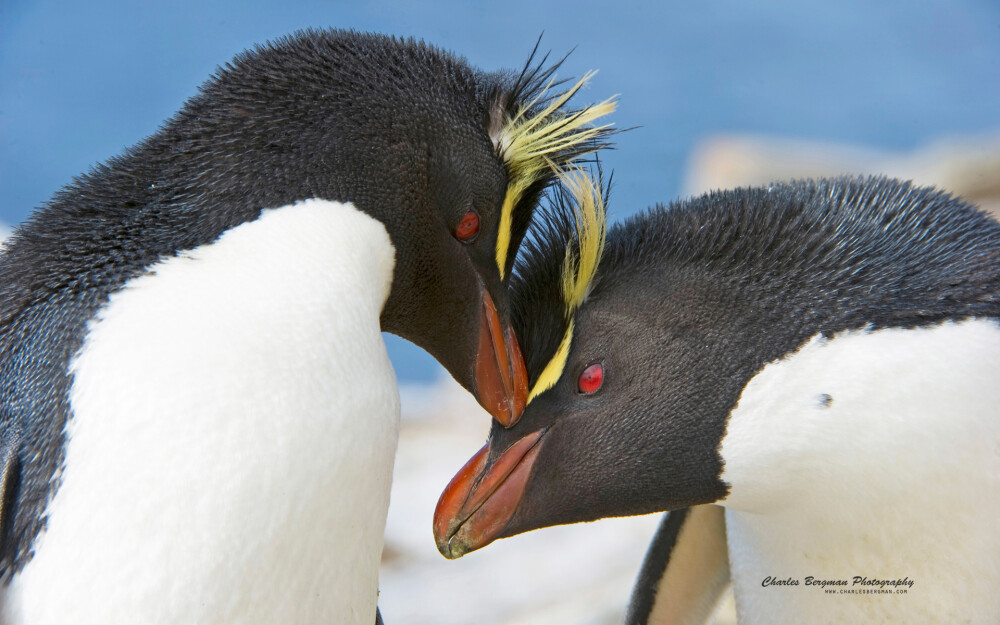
(526, 168, 607, 403)
(558, 168, 607, 315)
(527, 319, 574, 403)
(494, 72, 617, 279)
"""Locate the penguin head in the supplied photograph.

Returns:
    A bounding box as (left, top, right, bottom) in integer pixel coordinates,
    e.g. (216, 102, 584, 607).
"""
(174, 31, 616, 426)
(432, 171, 733, 559)
(432, 178, 1000, 558)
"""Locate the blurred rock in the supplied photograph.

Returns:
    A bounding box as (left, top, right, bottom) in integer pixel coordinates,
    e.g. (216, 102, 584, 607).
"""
(685, 132, 1000, 220)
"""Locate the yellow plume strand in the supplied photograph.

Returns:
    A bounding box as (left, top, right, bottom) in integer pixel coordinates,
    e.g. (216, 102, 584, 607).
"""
(559, 169, 607, 313)
(494, 71, 617, 279)
(527, 319, 574, 403)
(526, 169, 607, 402)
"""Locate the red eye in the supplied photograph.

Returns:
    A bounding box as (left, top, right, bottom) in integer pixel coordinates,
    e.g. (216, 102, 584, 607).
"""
(578, 363, 604, 394)
(455, 211, 480, 242)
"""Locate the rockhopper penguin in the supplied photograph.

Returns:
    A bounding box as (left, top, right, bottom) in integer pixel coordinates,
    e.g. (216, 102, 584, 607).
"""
(0, 30, 615, 623)
(433, 177, 1000, 625)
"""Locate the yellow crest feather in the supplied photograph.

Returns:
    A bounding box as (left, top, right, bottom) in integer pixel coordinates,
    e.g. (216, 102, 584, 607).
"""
(558, 169, 607, 315)
(526, 169, 607, 403)
(527, 320, 574, 403)
(494, 72, 617, 279)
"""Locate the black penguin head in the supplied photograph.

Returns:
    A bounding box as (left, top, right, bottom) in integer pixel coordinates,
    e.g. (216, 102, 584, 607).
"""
(432, 171, 730, 559)
(167, 30, 616, 425)
(432, 177, 1000, 558)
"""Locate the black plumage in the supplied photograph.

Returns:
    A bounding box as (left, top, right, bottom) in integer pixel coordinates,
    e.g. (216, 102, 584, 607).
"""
(0, 29, 611, 578)
(496, 176, 1000, 534)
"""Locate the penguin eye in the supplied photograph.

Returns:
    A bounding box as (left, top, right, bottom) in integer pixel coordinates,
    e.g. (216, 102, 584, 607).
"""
(455, 211, 480, 243)
(577, 362, 604, 395)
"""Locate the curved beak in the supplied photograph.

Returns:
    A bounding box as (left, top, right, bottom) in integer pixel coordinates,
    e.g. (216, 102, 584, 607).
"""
(433, 429, 546, 559)
(474, 291, 529, 427)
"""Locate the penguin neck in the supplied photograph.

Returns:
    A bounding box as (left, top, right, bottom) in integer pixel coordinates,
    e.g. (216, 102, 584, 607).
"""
(5, 199, 401, 624)
(718, 318, 1000, 624)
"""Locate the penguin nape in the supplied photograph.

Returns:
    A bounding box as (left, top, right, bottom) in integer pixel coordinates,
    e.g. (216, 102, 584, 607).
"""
(0, 30, 615, 623)
(433, 177, 1000, 625)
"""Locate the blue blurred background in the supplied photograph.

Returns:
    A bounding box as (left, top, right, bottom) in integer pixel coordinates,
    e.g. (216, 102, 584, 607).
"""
(3, 0, 999, 382)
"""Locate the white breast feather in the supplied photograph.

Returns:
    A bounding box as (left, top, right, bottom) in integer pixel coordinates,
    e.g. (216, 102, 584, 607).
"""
(719, 319, 1000, 625)
(1, 199, 400, 625)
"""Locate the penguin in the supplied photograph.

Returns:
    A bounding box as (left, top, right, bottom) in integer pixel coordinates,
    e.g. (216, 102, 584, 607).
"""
(623, 506, 730, 625)
(432, 177, 1000, 624)
(0, 30, 615, 623)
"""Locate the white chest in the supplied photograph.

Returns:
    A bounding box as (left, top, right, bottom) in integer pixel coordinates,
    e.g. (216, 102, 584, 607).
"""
(2, 199, 400, 625)
(719, 319, 1000, 625)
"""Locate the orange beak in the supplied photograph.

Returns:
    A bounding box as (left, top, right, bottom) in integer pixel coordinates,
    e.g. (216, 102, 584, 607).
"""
(474, 291, 528, 427)
(433, 429, 546, 559)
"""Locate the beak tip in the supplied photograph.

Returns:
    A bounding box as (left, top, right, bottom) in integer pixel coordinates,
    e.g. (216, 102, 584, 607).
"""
(445, 544, 465, 560)
(434, 539, 454, 559)
(433, 529, 469, 560)
(492, 382, 527, 428)
(493, 410, 515, 429)
(502, 414, 521, 428)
